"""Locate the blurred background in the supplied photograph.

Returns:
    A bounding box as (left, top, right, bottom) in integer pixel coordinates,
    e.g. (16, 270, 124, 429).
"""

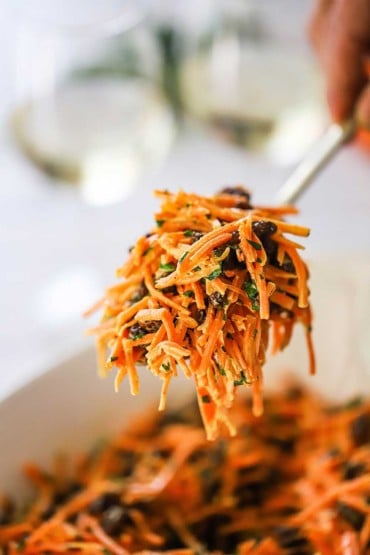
(0, 0, 369, 399)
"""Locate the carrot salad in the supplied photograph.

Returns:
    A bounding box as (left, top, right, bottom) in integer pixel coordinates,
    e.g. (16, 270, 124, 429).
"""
(1, 385, 370, 554)
(87, 187, 314, 440)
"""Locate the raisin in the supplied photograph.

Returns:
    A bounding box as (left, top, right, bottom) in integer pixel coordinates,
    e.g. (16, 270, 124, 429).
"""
(191, 231, 203, 243)
(229, 230, 240, 245)
(89, 493, 122, 515)
(281, 256, 295, 273)
(144, 321, 162, 334)
(117, 450, 136, 476)
(219, 186, 251, 209)
(252, 220, 277, 238)
(192, 513, 231, 551)
(54, 482, 81, 505)
(351, 412, 370, 446)
(162, 525, 184, 550)
(0, 499, 14, 525)
(208, 292, 226, 308)
(221, 530, 262, 554)
(131, 282, 148, 303)
(222, 249, 244, 271)
(129, 323, 147, 338)
(270, 303, 293, 318)
(162, 285, 177, 295)
(263, 237, 278, 262)
(41, 504, 56, 520)
(101, 505, 131, 536)
(129, 321, 161, 339)
(342, 461, 366, 480)
(190, 305, 206, 324)
(265, 435, 297, 452)
(274, 526, 311, 550)
(237, 481, 264, 507)
(337, 501, 365, 531)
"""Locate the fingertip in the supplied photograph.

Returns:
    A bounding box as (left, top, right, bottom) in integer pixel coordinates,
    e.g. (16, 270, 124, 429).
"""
(356, 84, 370, 130)
(326, 89, 352, 123)
(323, 0, 369, 125)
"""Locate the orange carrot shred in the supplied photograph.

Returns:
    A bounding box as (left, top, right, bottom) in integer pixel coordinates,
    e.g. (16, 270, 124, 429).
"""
(87, 187, 313, 439)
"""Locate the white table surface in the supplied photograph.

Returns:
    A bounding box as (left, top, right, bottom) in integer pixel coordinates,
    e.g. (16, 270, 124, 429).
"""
(0, 1, 369, 401)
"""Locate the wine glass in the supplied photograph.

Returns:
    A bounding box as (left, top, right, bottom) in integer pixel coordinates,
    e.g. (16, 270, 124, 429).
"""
(9, 0, 175, 205)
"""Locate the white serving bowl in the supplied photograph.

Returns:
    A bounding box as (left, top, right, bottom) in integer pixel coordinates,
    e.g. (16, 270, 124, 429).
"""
(1, 257, 370, 497)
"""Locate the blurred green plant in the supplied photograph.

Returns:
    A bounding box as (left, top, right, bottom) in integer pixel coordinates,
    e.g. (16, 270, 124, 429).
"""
(156, 26, 184, 118)
(72, 41, 144, 81)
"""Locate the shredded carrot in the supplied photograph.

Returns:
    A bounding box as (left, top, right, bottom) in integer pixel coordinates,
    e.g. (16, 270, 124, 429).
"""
(87, 187, 314, 439)
(2, 385, 369, 553)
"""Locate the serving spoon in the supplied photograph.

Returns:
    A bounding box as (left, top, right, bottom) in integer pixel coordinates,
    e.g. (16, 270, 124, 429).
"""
(276, 118, 356, 205)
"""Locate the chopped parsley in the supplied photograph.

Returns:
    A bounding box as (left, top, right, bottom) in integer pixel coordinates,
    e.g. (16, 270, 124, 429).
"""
(156, 219, 165, 227)
(228, 243, 239, 251)
(247, 239, 262, 250)
(216, 363, 226, 376)
(184, 229, 193, 237)
(160, 262, 176, 272)
(109, 356, 118, 362)
(194, 265, 202, 272)
(179, 251, 188, 263)
(201, 395, 211, 403)
(162, 363, 171, 372)
(207, 267, 222, 280)
(213, 246, 225, 257)
(234, 371, 248, 386)
(252, 300, 260, 311)
(131, 332, 145, 340)
(244, 279, 260, 309)
(244, 279, 259, 300)
(183, 290, 194, 298)
(253, 329, 258, 339)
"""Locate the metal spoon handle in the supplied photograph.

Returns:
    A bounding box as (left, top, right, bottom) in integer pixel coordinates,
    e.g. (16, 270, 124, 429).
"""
(276, 119, 356, 205)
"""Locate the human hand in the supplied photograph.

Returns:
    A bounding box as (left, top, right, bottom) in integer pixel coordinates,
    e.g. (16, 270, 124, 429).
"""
(309, 0, 370, 128)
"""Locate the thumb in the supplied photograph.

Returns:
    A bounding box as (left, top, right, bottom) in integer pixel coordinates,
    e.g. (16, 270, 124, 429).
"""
(356, 81, 370, 130)
(324, 0, 370, 122)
